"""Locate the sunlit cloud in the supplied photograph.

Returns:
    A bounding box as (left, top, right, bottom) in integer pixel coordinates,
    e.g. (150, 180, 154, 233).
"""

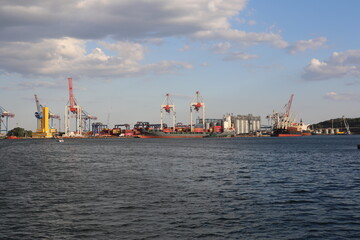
(303, 50, 360, 80)
(287, 37, 327, 54)
(324, 91, 360, 101)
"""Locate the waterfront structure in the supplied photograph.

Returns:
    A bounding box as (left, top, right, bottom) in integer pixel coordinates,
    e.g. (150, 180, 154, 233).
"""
(32, 106, 57, 138)
(232, 114, 261, 135)
(34, 94, 60, 131)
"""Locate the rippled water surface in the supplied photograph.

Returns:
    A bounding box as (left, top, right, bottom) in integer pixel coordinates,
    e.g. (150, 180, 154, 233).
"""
(1, 136, 360, 239)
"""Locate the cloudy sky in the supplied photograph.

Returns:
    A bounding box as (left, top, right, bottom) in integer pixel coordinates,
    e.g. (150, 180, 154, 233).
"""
(1, 0, 360, 131)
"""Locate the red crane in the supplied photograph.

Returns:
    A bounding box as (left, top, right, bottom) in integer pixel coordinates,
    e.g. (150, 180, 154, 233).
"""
(68, 77, 78, 113)
(65, 77, 96, 135)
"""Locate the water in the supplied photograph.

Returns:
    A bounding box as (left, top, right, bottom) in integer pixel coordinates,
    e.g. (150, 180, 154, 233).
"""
(0, 136, 359, 239)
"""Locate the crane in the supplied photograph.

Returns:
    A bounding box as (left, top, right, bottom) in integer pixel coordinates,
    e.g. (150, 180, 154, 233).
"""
(342, 116, 351, 135)
(284, 94, 294, 118)
(34, 94, 61, 130)
(64, 77, 97, 136)
(34, 94, 43, 130)
(0, 106, 15, 135)
(190, 91, 205, 132)
(82, 110, 97, 132)
(269, 94, 296, 130)
(65, 77, 82, 135)
(160, 93, 176, 130)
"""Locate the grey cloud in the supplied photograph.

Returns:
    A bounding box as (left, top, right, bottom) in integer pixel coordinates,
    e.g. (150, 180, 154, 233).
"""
(0, 0, 247, 42)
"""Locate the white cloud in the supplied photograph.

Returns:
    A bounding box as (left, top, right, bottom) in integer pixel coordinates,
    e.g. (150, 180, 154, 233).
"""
(324, 92, 360, 101)
(193, 29, 288, 48)
(210, 42, 232, 54)
(287, 37, 327, 54)
(223, 52, 258, 61)
(1, 0, 294, 78)
(0, 38, 192, 78)
(303, 50, 360, 80)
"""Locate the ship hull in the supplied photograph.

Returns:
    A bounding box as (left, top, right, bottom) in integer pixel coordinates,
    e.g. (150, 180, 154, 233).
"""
(275, 133, 302, 137)
(139, 130, 207, 138)
(271, 129, 302, 137)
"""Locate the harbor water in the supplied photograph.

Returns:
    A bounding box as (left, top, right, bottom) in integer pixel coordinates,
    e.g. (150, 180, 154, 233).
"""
(0, 136, 359, 239)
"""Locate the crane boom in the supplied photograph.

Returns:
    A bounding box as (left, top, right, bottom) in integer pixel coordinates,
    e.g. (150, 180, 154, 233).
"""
(34, 94, 41, 113)
(285, 94, 294, 117)
(68, 77, 78, 112)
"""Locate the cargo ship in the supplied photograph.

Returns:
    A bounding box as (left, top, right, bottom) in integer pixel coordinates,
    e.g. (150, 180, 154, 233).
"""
(138, 129, 208, 138)
(271, 126, 302, 137)
(268, 94, 310, 137)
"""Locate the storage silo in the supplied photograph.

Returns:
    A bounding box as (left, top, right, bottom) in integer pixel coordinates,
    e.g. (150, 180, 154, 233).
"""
(244, 120, 249, 133)
(235, 119, 240, 135)
(256, 119, 261, 131)
(240, 119, 245, 134)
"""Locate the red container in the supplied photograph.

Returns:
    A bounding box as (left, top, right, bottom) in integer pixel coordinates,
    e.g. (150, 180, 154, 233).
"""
(194, 128, 204, 133)
(214, 126, 223, 133)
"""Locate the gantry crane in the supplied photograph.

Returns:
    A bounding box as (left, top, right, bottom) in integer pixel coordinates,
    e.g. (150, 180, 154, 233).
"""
(0, 106, 15, 135)
(65, 77, 82, 135)
(190, 91, 205, 132)
(65, 78, 96, 136)
(160, 93, 176, 130)
(82, 110, 97, 132)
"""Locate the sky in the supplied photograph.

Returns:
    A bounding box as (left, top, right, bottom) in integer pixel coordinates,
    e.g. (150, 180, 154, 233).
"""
(1, 0, 360, 131)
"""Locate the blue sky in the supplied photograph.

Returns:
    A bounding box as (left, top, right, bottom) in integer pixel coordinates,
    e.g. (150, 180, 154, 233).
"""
(1, 0, 360, 131)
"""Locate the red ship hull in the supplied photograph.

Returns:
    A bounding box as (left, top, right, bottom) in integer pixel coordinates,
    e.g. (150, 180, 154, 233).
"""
(276, 134, 302, 137)
(138, 134, 204, 138)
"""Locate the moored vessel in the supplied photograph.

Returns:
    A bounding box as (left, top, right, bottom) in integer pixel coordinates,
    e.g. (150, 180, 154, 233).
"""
(139, 130, 207, 138)
(271, 127, 302, 137)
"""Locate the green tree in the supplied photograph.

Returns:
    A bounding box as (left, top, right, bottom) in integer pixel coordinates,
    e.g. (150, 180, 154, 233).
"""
(7, 127, 32, 137)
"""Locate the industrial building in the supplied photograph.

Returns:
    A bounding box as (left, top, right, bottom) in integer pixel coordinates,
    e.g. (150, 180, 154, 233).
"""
(232, 114, 261, 135)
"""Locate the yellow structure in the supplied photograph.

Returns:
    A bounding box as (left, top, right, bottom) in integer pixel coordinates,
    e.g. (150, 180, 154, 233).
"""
(32, 107, 57, 138)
